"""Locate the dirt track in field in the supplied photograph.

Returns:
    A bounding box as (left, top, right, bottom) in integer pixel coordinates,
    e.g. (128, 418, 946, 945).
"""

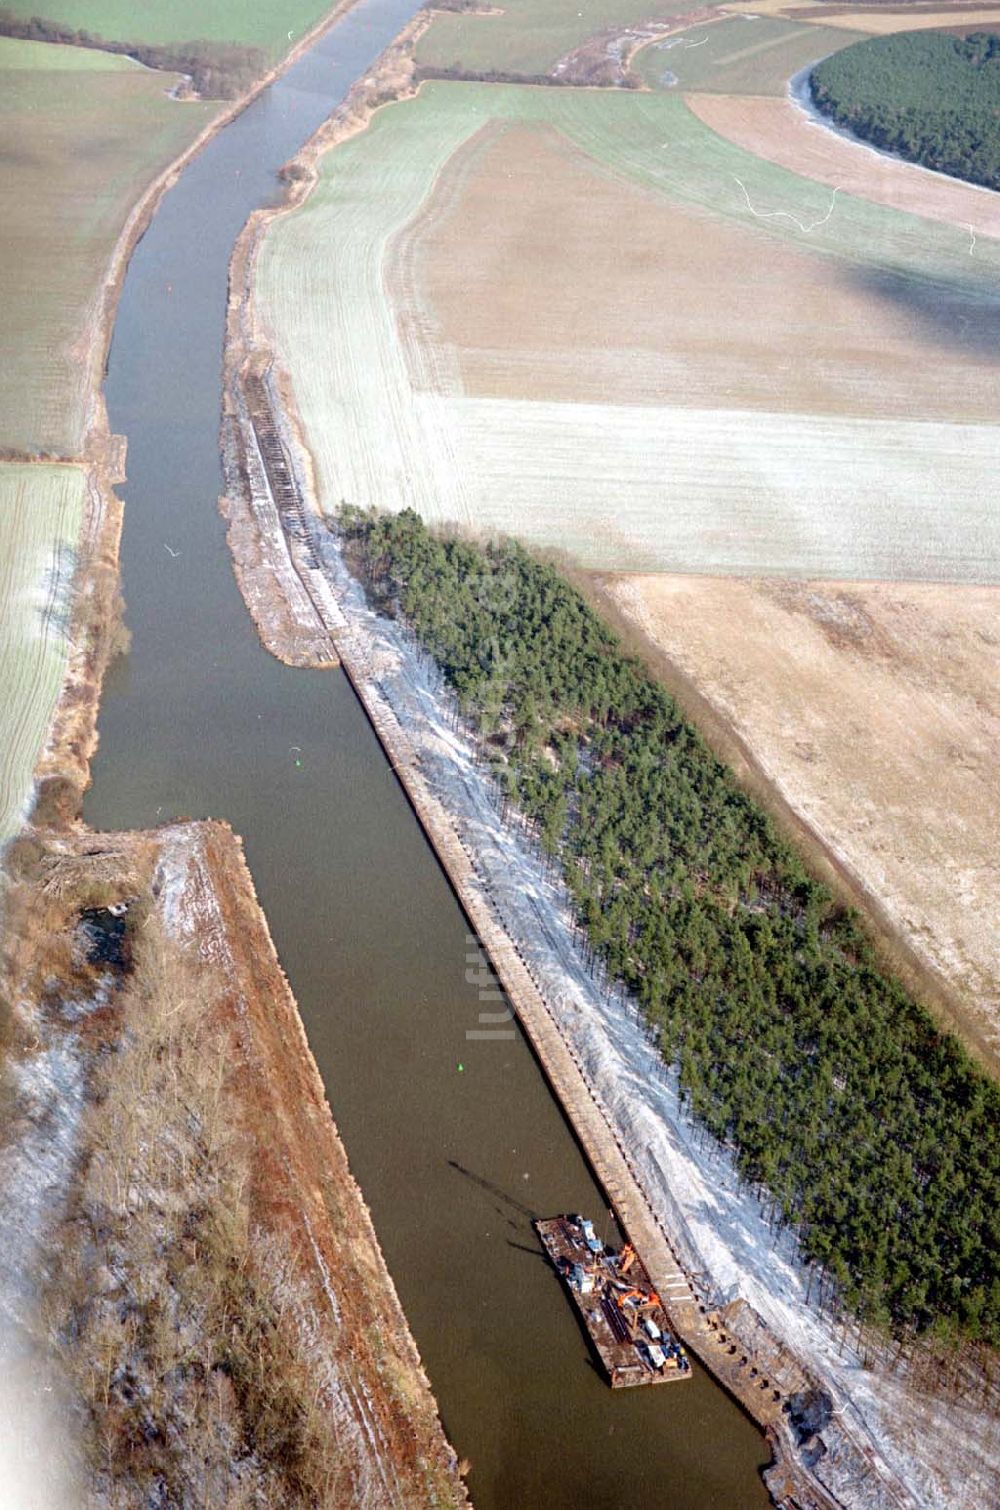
(688, 91, 1000, 242)
(781, 3, 1000, 33)
(600, 574, 1000, 1072)
(397, 121, 1000, 422)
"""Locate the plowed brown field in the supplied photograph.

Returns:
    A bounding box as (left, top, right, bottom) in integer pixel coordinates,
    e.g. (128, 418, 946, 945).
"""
(688, 92, 1000, 241)
(783, 3, 1000, 33)
(601, 574, 1000, 1071)
(399, 121, 1000, 422)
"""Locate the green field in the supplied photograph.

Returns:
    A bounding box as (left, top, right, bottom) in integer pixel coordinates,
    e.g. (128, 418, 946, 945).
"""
(0, 0, 337, 57)
(0, 464, 86, 847)
(256, 79, 1000, 579)
(0, 32, 135, 67)
(635, 15, 865, 95)
(415, 0, 711, 77)
(260, 78, 1000, 338)
(0, 38, 215, 455)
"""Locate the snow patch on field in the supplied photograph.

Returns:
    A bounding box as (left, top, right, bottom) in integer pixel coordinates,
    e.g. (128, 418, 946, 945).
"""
(0, 465, 86, 848)
(0, 1037, 87, 1505)
(0, 1045, 84, 1323)
(318, 531, 1000, 1508)
(419, 394, 1000, 579)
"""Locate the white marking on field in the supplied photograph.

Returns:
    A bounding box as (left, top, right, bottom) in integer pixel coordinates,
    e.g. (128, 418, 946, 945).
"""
(968, 223, 977, 256)
(734, 173, 840, 234)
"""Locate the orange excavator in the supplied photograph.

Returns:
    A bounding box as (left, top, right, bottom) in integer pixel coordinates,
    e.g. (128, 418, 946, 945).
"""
(614, 1286, 661, 1315)
(611, 1284, 662, 1346)
(618, 1243, 637, 1276)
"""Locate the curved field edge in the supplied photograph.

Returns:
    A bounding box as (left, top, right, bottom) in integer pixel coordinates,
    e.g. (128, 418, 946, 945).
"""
(0, 464, 85, 846)
(809, 29, 1000, 193)
(264, 78, 1000, 301)
(253, 80, 1000, 581)
(686, 90, 1000, 242)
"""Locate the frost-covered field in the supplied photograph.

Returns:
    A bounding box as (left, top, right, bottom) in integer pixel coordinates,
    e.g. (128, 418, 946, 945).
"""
(255, 81, 1000, 580)
(316, 529, 1000, 1509)
(0, 465, 84, 846)
(411, 395, 1000, 576)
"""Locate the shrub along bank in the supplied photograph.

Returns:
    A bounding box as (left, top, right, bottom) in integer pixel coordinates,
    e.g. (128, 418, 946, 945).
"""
(0, 9, 267, 95)
(340, 506, 1000, 1350)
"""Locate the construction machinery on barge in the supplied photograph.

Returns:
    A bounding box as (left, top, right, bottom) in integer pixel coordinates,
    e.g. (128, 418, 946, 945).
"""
(536, 1215, 693, 1389)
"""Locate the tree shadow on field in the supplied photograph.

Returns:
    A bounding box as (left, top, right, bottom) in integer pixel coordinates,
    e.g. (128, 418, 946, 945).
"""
(38, 542, 77, 641)
(848, 263, 1000, 362)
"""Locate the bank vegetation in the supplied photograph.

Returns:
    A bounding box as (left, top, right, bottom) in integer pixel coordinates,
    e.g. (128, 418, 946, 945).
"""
(0, 820, 466, 1506)
(0, 9, 267, 96)
(340, 506, 1000, 1358)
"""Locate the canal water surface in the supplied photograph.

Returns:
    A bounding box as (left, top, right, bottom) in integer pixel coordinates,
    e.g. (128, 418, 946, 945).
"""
(83, 3, 770, 1503)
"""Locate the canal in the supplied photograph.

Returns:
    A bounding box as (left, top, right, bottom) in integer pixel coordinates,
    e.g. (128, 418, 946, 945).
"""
(83, 2, 770, 1503)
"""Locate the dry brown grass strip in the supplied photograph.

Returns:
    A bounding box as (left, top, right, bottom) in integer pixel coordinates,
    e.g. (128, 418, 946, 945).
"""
(44, 919, 364, 1507)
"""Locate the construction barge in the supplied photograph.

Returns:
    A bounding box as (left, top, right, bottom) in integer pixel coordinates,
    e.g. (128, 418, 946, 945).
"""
(536, 1215, 693, 1389)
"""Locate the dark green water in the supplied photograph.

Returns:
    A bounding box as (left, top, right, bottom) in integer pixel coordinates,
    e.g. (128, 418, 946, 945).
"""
(82, 4, 769, 1502)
